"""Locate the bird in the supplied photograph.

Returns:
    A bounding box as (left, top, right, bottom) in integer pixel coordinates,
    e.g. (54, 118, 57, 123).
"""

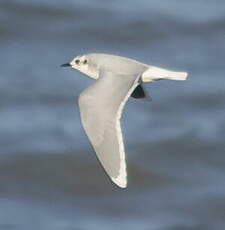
(61, 53, 188, 188)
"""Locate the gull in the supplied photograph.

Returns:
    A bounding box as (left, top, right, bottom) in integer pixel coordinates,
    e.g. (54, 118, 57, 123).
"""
(61, 53, 188, 188)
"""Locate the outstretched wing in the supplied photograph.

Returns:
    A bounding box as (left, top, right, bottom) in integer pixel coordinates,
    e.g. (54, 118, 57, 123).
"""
(78, 69, 140, 188)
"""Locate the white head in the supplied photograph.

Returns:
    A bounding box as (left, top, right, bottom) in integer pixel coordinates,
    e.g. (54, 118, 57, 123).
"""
(61, 54, 98, 79)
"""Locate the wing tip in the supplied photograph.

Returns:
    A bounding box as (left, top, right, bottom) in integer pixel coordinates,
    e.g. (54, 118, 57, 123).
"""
(111, 176, 127, 188)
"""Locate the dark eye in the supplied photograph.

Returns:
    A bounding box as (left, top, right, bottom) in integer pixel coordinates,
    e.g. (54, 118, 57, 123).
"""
(83, 59, 87, 64)
(75, 59, 80, 64)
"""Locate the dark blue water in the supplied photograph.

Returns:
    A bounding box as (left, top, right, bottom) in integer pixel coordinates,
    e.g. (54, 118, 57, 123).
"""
(1, 0, 225, 229)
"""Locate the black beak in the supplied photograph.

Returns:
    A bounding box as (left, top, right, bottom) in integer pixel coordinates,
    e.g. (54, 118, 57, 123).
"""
(60, 63, 71, 67)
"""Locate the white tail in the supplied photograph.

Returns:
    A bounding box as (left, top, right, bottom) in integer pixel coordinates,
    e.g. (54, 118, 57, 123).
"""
(142, 66, 188, 82)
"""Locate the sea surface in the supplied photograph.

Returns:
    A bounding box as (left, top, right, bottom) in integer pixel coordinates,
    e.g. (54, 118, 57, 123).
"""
(1, 0, 225, 229)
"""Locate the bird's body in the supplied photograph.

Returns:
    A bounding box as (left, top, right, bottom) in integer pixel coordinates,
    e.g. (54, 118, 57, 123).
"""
(61, 53, 188, 188)
(74, 53, 148, 79)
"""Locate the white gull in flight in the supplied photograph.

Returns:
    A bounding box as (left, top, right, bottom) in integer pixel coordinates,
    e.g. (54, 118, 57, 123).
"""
(61, 53, 188, 188)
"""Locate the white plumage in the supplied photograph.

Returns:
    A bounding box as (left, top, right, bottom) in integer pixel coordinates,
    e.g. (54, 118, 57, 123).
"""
(61, 53, 188, 188)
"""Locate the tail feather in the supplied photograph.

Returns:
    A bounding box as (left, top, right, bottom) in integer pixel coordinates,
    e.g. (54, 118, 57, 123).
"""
(142, 66, 188, 82)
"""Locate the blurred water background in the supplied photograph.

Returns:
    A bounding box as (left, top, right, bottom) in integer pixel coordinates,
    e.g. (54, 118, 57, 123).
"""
(1, 0, 225, 229)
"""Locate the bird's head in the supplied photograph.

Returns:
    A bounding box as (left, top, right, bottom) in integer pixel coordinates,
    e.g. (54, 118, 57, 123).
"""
(61, 54, 98, 79)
